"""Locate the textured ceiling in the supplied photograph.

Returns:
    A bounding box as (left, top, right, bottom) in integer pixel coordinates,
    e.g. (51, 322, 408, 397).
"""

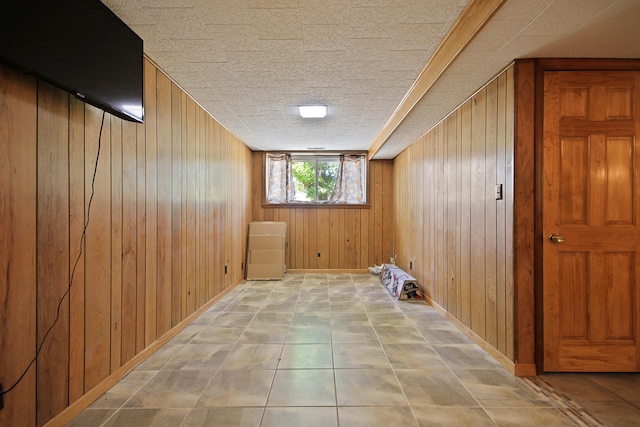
(102, 0, 640, 159)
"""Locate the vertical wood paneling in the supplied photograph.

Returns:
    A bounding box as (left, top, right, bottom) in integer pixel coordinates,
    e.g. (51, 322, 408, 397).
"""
(156, 71, 172, 337)
(212, 120, 222, 296)
(170, 82, 183, 328)
(121, 119, 138, 363)
(68, 96, 86, 402)
(485, 80, 499, 347)
(135, 115, 146, 355)
(110, 116, 123, 372)
(470, 89, 487, 336)
(36, 82, 70, 425)
(144, 60, 158, 347)
(0, 66, 37, 427)
(84, 105, 111, 390)
(392, 67, 515, 362)
(0, 59, 253, 426)
(185, 97, 196, 314)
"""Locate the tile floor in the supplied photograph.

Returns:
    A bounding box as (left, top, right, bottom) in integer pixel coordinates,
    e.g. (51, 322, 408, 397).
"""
(68, 273, 640, 426)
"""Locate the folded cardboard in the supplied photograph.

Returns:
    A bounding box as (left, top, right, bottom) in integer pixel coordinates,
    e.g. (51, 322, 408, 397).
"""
(249, 221, 287, 236)
(246, 221, 287, 280)
(248, 249, 283, 264)
(248, 235, 284, 250)
(246, 263, 284, 280)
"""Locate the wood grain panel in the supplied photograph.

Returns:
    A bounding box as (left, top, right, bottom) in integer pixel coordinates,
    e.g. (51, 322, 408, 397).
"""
(68, 96, 87, 402)
(170, 81, 183, 327)
(156, 71, 173, 337)
(392, 67, 515, 365)
(84, 105, 111, 390)
(36, 81, 70, 425)
(0, 66, 37, 427)
(485, 79, 499, 348)
(110, 116, 123, 372)
(0, 59, 254, 426)
(121, 119, 138, 364)
(144, 60, 158, 347)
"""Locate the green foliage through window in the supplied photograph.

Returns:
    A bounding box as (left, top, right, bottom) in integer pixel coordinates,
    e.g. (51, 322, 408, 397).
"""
(291, 157, 339, 202)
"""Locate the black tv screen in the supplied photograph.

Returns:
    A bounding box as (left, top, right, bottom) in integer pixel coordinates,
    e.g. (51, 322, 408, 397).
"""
(0, 0, 144, 123)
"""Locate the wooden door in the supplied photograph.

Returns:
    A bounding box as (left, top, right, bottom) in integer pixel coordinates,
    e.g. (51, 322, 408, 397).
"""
(543, 71, 640, 372)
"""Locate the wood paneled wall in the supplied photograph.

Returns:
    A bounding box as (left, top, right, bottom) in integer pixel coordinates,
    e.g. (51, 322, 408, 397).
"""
(393, 67, 515, 362)
(251, 152, 394, 270)
(0, 58, 252, 427)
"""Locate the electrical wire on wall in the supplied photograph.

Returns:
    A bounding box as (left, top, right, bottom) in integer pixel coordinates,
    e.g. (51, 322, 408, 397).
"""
(0, 109, 106, 409)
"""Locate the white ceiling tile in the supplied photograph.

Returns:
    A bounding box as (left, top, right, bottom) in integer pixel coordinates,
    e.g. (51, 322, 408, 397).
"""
(102, 0, 640, 157)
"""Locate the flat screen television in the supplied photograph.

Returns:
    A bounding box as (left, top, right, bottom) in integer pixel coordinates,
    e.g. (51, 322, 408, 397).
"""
(0, 0, 144, 123)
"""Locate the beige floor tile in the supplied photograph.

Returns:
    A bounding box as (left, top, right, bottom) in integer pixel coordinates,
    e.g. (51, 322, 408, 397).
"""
(291, 312, 331, 327)
(102, 409, 190, 427)
(90, 370, 157, 409)
(333, 342, 390, 368)
(66, 409, 117, 427)
(374, 324, 427, 344)
(237, 324, 289, 343)
(267, 369, 336, 406)
(69, 274, 631, 427)
(335, 368, 406, 406)
(211, 312, 256, 327)
(432, 343, 503, 370)
(190, 326, 246, 344)
(196, 369, 275, 407)
(163, 343, 233, 370)
(331, 324, 378, 343)
(182, 407, 264, 427)
(278, 344, 333, 369)
(220, 343, 283, 369)
(338, 406, 418, 427)
(125, 370, 215, 408)
(456, 369, 551, 408)
(381, 342, 447, 369)
(395, 368, 478, 407)
(285, 325, 332, 343)
(411, 405, 495, 427)
(485, 407, 578, 427)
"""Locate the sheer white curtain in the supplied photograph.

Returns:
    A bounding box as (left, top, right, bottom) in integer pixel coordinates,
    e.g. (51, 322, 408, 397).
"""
(329, 154, 365, 203)
(266, 153, 295, 203)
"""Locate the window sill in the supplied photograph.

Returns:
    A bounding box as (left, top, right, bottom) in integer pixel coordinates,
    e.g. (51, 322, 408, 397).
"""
(262, 203, 370, 209)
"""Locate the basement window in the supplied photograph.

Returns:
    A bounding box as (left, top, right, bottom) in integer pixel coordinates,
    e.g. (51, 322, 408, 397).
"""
(265, 153, 366, 205)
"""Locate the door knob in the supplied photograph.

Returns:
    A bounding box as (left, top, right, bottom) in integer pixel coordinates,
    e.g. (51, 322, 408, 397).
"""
(549, 234, 565, 244)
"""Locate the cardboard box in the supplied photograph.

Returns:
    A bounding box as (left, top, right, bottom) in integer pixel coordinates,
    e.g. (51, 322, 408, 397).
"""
(248, 235, 284, 250)
(249, 221, 287, 236)
(246, 221, 287, 280)
(248, 249, 283, 264)
(246, 263, 284, 280)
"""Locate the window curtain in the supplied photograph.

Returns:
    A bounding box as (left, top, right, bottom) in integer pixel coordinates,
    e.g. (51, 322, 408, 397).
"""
(329, 154, 364, 203)
(266, 153, 295, 203)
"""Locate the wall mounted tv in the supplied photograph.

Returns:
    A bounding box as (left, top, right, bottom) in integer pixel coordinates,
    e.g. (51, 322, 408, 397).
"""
(0, 0, 144, 123)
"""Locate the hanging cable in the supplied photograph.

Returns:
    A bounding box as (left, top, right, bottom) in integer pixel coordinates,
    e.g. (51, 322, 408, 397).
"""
(0, 109, 106, 401)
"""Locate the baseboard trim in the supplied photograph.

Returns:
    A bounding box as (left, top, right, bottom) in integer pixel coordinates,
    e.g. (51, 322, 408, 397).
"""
(44, 278, 245, 427)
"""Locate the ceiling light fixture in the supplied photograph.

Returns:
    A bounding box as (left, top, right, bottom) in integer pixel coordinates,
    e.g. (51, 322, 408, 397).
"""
(298, 105, 327, 118)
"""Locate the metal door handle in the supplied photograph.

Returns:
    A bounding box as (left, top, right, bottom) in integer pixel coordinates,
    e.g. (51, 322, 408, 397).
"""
(549, 234, 565, 244)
